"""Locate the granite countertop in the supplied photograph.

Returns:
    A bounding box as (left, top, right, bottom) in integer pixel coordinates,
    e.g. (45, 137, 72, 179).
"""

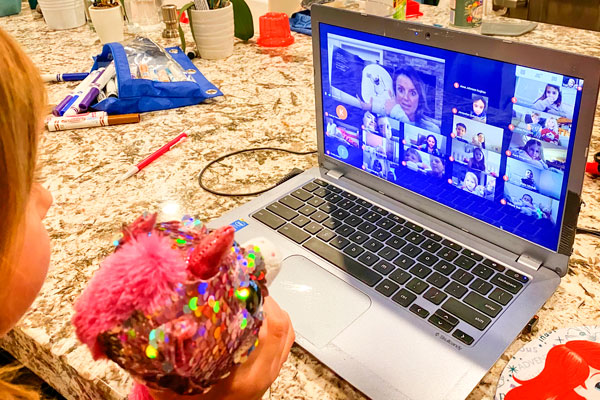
(0, 1, 599, 399)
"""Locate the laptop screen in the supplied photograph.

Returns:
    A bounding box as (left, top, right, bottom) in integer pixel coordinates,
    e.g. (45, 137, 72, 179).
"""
(319, 23, 585, 252)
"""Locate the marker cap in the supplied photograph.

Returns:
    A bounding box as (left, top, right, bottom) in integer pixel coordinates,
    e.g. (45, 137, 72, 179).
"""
(108, 114, 141, 125)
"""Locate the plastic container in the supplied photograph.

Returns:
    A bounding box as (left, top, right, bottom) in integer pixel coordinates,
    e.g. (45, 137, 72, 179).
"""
(257, 12, 294, 47)
(38, 0, 86, 29)
(189, 3, 234, 60)
(0, 0, 22, 16)
(88, 4, 124, 43)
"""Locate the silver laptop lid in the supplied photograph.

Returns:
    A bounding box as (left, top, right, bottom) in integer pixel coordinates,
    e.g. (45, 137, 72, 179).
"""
(311, 5, 600, 274)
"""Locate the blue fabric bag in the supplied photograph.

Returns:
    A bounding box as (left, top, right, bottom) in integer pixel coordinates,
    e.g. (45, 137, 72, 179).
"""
(90, 38, 222, 114)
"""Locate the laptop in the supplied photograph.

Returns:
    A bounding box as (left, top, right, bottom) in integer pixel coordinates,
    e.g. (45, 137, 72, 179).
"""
(210, 6, 600, 399)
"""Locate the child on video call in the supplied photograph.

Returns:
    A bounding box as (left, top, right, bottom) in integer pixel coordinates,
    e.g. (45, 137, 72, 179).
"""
(455, 122, 467, 139)
(404, 147, 428, 171)
(540, 117, 560, 145)
(427, 156, 445, 179)
(532, 83, 570, 117)
(469, 96, 487, 123)
(512, 139, 548, 169)
(526, 112, 543, 137)
(471, 132, 486, 149)
(468, 147, 486, 172)
(461, 171, 484, 196)
(418, 134, 441, 156)
(0, 27, 294, 400)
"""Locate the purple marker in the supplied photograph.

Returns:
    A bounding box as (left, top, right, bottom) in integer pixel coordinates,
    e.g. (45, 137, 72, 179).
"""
(52, 70, 101, 116)
(42, 73, 89, 83)
(78, 63, 116, 113)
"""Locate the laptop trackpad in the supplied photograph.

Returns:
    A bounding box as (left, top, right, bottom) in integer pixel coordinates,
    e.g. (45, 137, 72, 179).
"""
(269, 255, 371, 348)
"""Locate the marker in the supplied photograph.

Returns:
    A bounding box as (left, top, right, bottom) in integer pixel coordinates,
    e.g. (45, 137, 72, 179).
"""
(53, 69, 102, 116)
(45, 111, 107, 124)
(77, 63, 116, 113)
(42, 73, 90, 82)
(47, 113, 140, 131)
(120, 130, 189, 180)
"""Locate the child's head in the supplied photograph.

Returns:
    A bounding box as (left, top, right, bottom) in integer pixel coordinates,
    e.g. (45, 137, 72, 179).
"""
(0, 28, 51, 336)
(544, 117, 558, 131)
(363, 111, 377, 131)
(541, 84, 562, 106)
(530, 112, 540, 123)
(521, 194, 533, 205)
(525, 169, 534, 179)
(523, 139, 542, 160)
(404, 147, 422, 163)
(456, 123, 466, 137)
(472, 96, 486, 116)
(463, 172, 478, 192)
(377, 116, 392, 138)
(430, 156, 444, 175)
(426, 134, 437, 150)
(476, 132, 485, 143)
(473, 147, 484, 162)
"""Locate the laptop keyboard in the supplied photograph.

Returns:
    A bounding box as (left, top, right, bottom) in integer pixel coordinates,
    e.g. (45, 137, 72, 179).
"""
(252, 179, 530, 346)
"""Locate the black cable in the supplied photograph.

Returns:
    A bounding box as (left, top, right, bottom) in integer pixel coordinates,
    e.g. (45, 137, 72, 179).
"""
(576, 227, 600, 238)
(198, 147, 317, 197)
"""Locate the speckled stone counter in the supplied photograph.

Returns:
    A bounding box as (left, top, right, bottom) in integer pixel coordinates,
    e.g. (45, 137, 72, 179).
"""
(0, 1, 599, 399)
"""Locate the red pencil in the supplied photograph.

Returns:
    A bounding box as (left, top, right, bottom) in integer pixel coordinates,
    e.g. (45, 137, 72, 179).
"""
(120, 130, 189, 180)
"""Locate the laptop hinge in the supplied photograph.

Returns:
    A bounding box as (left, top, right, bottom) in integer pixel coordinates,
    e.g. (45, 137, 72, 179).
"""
(516, 254, 543, 271)
(326, 169, 344, 180)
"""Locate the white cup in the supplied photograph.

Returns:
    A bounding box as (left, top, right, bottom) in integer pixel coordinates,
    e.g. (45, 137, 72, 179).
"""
(89, 4, 125, 44)
(189, 3, 234, 60)
(38, 0, 86, 30)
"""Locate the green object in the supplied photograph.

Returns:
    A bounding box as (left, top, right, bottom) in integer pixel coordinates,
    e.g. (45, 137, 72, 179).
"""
(450, 0, 484, 27)
(0, 0, 21, 16)
(28, 0, 37, 10)
(391, 0, 406, 20)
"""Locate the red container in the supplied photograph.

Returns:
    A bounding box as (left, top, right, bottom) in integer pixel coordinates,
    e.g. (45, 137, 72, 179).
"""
(406, 0, 423, 18)
(257, 12, 295, 47)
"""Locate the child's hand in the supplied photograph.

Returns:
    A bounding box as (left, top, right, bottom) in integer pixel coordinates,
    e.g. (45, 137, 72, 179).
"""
(384, 89, 396, 114)
(147, 297, 295, 400)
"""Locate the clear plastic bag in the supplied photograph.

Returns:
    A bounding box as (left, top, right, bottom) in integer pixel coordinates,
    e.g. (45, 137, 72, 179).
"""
(124, 37, 193, 82)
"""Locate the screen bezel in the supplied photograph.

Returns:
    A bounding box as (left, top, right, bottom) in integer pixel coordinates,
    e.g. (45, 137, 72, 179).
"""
(311, 5, 600, 271)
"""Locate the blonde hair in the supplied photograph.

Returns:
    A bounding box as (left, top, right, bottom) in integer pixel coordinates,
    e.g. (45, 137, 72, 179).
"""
(0, 27, 46, 400)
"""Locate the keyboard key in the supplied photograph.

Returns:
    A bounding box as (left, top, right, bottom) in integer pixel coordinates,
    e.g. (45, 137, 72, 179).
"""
(456, 255, 476, 270)
(390, 215, 406, 224)
(319, 202, 336, 214)
(328, 185, 342, 194)
(310, 211, 328, 223)
(278, 224, 310, 244)
(488, 288, 513, 305)
(409, 264, 432, 279)
(267, 202, 298, 221)
(322, 217, 343, 230)
(348, 231, 369, 245)
(372, 229, 391, 242)
(316, 229, 335, 242)
(298, 204, 317, 216)
(344, 215, 362, 227)
(331, 209, 350, 220)
(364, 239, 384, 253)
(438, 247, 459, 262)
(389, 269, 411, 285)
(356, 199, 371, 207)
(385, 236, 406, 250)
(442, 298, 491, 330)
(375, 280, 399, 297)
(341, 192, 357, 200)
(504, 269, 529, 283)
(302, 182, 319, 192)
(404, 222, 424, 232)
(406, 277, 429, 294)
(343, 244, 365, 258)
(364, 211, 382, 223)
(337, 199, 353, 209)
(444, 281, 468, 298)
(371, 206, 389, 216)
(434, 309, 459, 326)
(307, 197, 325, 207)
(392, 289, 416, 307)
(428, 314, 453, 332)
(422, 240, 442, 253)
(406, 232, 425, 245)
(291, 189, 313, 201)
(490, 274, 523, 294)
(324, 193, 342, 204)
(409, 303, 430, 319)
(358, 252, 378, 267)
(417, 252, 439, 267)
(483, 258, 505, 272)
(376, 218, 396, 229)
(464, 292, 502, 318)
(451, 270, 474, 285)
(433, 260, 456, 276)
(357, 221, 377, 234)
(469, 278, 493, 295)
(349, 205, 368, 216)
(401, 243, 422, 258)
(461, 249, 484, 261)
(393, 255, 415, 270)
(313, 179, 328, 187)
(280, 195, 304, 210)
(422, 230, 443, 241)
(472, 265, 494, 280)
(378, 247, 399, 262)
(390, 225, 410, 237)
(303, 222, 322, 235)
(292, 215, 311, 228)
(374, 261, 395, 275)
(423, 287, 447, 305)
(452, 329, 474, 345)
(313, 187, 330, 197)
(330, 236, 350, 249)
(252, 209, 285, 230)
(334, 224, 355, 237)
(303, 238, 382, 287)
(442, 239, 463, 251)
(426, 272, 450, 288)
